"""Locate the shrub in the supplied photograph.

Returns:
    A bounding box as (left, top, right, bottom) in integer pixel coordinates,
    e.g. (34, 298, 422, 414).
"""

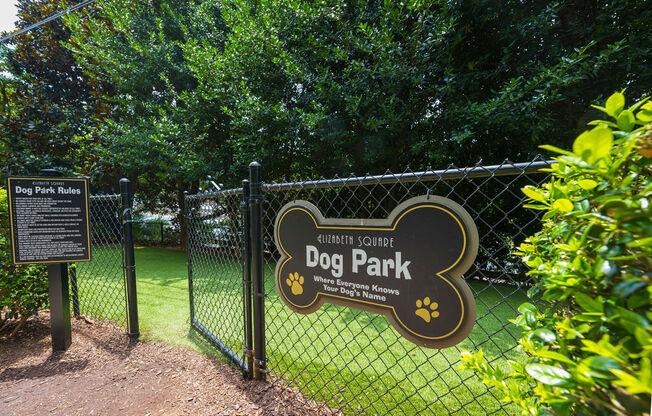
(0, 188, 48, 336)
(460, 92, 652, 415)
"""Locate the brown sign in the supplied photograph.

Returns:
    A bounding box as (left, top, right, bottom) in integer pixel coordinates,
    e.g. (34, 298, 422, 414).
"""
(7, 177, 91, 264)
(274, 196, 479, 349)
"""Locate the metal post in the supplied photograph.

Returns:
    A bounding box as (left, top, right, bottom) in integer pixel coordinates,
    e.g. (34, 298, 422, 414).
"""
(120, 178, 139, 338)
(185, 192, 195, 322)
(241, 179, 253, 379)
(249, 162, 266, 380)
(48, 264, 72, 350)
(40, 168, 71, 351)
(160, 221, 164, 243)
(70, 265, 80, 317)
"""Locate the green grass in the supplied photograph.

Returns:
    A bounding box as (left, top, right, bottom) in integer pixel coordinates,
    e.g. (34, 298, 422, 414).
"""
(131, 247, 195, 348)
(76, 246, 218, 355)
(78, 246, 529, 415)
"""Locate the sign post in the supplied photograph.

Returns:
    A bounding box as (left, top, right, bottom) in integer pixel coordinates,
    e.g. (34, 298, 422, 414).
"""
(6, 172, 91, 351)
(47, 263, 71, 350)
(274, 196, 479, 349)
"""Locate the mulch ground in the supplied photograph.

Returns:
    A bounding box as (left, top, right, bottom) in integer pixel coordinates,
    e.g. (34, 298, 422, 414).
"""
(0, 312, 340, 416)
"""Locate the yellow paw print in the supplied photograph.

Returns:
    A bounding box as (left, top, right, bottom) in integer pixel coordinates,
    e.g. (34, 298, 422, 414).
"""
(415, 297, 439, 323)
(286, 272, 304, 295)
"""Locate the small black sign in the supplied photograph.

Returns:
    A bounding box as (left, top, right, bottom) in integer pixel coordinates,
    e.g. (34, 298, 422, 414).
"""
(7, 177, 92, 264)
(274, 196, 479, 348)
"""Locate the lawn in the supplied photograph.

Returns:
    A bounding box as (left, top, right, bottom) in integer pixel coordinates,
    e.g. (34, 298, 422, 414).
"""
(75, 246, 217, 354)
(76, 246, 529, 415)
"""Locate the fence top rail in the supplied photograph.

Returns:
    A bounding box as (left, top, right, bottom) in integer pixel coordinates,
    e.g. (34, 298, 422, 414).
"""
(90, 193, 120, 200)
(261, 159, 553, 193)
(186, 187, 244, 200)
(184, 159, 553, 198)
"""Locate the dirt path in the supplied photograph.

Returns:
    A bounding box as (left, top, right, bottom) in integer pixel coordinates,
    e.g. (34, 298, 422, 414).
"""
(0, 312, 338, 416)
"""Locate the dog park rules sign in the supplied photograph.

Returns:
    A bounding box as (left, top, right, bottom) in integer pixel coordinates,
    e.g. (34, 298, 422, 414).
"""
(274, 196, 479, 349)
(7, 177, 91, 264)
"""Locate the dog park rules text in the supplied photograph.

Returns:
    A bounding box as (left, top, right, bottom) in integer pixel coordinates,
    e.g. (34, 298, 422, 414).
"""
(7, 177, 91, 264)
(274, 196, 479, 349)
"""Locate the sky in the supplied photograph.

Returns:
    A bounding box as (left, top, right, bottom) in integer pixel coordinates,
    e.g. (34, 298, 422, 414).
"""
(0, 1, 19, 34)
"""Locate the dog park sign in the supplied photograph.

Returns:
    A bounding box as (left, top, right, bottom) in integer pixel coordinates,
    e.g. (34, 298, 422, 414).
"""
(7, 177, 91, 264)
(6, 174, 92, 351)
(274, 196, 479, 349)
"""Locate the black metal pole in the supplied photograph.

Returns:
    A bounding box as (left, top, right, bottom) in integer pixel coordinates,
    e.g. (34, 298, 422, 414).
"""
(249, 162, 266, 380)
(70, 265, 80, 317)
(40, 168, 71, 351)
(47, 264, 72, 350)
(241, 179, 253, 379)
(120, 178, 139, 338)
(185, 192, 195, 322)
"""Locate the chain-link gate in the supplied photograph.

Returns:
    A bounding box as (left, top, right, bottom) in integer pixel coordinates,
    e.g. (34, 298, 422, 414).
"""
(186, 157, 551, 415)
(186, 186, 251, 371)
(69, 180, 138, 334)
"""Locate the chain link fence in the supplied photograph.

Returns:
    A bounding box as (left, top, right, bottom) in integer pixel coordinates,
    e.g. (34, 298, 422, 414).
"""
(69, 194, 128, 328)
(187, 157, 551, 415)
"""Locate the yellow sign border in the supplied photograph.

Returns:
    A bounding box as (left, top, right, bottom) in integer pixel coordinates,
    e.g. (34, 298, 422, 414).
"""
(273, 195, 479, 349)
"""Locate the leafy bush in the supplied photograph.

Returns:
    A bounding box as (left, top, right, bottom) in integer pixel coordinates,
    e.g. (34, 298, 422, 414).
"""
(460, 92, 652, 415)
(0, 188, 48, 336)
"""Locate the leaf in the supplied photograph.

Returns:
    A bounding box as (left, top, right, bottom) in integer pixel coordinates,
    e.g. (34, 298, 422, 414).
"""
(611, 357, 652, 394)
(537, 350, 575, 365)
(614, 306, 649, 328)
(583, 356, 620, 373)
(532, 328, 556, 343)
(518, 303, 536, 314)
(526, 363, 572, 386)
(587, 120, 618, 129)
(553, 199, 574, 212)
(539, 144, 575, 157)
(626, 237, 652, 248)
(616, 110, 635, 132)
(637, 110, 652, 122)
(577, 179, 597, 190)
(626, 97, 650, 113)
(590, 104, 608, 115)
(574, 293, 603, 313)
(605, 92, 625, 118)
(614, 280, 647, 298)
(521, 187, 547, 203)
(549, 399, 573, 416)
(572, 126, 613, 164)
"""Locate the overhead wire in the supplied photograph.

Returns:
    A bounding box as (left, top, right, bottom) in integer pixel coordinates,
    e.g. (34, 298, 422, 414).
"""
(0, 0, 96, 44)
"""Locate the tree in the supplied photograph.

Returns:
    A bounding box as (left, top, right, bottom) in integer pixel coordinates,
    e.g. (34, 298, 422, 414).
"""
(0, 0, 104, 179)
(65, 0, 230, 247)
(186, 0, 651, 179)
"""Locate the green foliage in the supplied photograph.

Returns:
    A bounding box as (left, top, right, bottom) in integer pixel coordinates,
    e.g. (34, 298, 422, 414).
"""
(460, 93, 652, 415)
(185, 0, 652, 178)
(0, 0, 102, 178)
(59, 0, 652, 188)
(0, 188, 48, 335)
(64, 0, 228, 246)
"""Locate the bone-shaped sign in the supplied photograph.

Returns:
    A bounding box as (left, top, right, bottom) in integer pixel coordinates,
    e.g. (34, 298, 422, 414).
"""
(274, 195, 479, 348)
